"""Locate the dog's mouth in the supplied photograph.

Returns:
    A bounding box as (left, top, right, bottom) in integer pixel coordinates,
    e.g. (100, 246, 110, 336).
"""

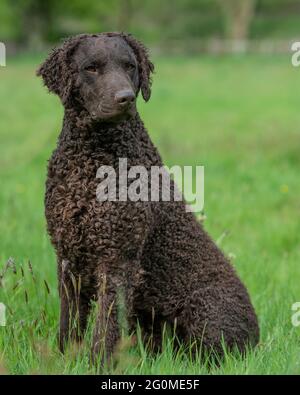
(90, 102, 136, 123)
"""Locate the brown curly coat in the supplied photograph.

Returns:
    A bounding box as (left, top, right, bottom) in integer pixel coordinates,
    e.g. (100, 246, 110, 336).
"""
(37, 32, 259, 364)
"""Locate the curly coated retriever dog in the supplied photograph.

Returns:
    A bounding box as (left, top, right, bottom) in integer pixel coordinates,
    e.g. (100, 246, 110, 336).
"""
(37, 32, 259, 364)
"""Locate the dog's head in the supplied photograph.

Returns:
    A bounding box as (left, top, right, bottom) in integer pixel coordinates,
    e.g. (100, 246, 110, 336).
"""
(37, 33, 154, 123)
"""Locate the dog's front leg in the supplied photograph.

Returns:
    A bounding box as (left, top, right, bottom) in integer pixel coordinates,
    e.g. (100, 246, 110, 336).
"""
(58, 259, 82, 352)
(91, 268, 121, 367)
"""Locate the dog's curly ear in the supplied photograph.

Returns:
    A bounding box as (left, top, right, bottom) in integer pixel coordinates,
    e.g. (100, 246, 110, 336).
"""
(37, 47, 69, 104)
(36, 36, 83, 105)
(120, 33, 154, 102)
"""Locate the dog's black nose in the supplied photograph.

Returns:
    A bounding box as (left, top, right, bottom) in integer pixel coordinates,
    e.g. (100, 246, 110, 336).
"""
(115, 90, 135, 107)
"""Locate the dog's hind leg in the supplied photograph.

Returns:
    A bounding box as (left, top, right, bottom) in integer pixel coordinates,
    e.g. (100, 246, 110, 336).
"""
(174, 282, 259, 360)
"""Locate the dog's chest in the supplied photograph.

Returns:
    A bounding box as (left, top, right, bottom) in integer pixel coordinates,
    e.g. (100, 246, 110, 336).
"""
(45, 151, 151, 260)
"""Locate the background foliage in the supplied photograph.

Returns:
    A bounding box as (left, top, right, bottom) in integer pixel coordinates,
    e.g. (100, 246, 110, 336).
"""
(1, 0, 300, 51)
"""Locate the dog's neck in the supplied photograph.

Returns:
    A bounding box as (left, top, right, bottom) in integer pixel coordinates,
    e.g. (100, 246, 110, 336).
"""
(58, 109, 147, 157)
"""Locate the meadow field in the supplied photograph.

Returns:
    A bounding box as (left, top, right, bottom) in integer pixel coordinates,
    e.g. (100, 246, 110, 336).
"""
(0, 54, 300, 374)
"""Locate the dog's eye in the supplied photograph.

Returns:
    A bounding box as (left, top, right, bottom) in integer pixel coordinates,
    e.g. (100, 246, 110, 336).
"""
(85, 65, 98, 74)
(125, 62, 136, 72)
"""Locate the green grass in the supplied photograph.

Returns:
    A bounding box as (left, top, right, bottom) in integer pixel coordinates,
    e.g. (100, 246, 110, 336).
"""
(0, 53, 300, 374)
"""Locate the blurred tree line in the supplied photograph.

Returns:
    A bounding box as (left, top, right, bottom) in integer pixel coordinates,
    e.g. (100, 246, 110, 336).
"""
(0, 0, 300, 50)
